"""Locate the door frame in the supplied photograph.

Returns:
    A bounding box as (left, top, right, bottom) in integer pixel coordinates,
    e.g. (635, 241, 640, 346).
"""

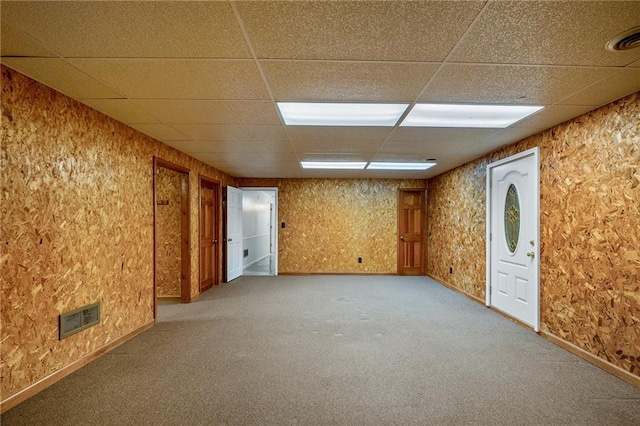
(153, 157, 191, 319)
(485, 147, 540, 331)
(198, 175, 220, 293)
(239, 187, 279, 276)
(397, 188, 426, 276)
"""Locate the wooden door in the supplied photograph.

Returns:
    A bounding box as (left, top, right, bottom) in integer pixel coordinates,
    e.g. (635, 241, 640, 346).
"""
(488, 148, 540, 331)
(199, 178, 219, 292)
(398, 189, 424, 275)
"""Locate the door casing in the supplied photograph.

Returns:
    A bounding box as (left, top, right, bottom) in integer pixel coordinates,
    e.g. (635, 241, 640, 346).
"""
(485, 147, 540, 331)
(198, 175, 220, 292)
(397, 189, 425, 276)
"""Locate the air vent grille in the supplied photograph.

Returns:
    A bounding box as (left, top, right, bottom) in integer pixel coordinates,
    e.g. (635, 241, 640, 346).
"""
(59, 302, 100, 339)
(606, 27, 640, 51)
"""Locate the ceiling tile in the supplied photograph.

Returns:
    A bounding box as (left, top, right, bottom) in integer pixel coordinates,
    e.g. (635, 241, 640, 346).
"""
(237, 1, 485, 61)
(0, 58, 122, 99)
(386, 127, 499, 144)
(0, 24, 55, 57)
(171, 124, 287, 142)
(262, 61, 438, 102)
(511, 105, 595, 129)
(128, 123, 190, 142)
(449, 1, 640, 66)
(133, 100, 281, 125)
(557, 68, 640, 107)
(70, 59, 268, 100)
(292, 140, 381, 154)
(376, 141, 472, 160)
(420, 64, 615, 105)
(175, 140, 294, 155)
(1, 1, 251, 58)
(80, 99, 160, 124)
(243, 168, 307, 179)
(477, 128, 544, 153)
(286, 127, 391, 143)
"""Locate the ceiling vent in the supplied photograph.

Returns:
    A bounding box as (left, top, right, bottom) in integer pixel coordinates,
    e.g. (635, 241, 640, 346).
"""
(605, 26, 640, 51)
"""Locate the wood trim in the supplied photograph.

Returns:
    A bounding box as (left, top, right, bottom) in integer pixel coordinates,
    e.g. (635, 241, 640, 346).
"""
(397, 189, 425, 276)
(426, 274, 485, 305)
(0, 320, 155, 414)
(198, 175, 221, 294)
(427, 274, 640, 388)
(157, 296, 181, 302)
(540, 331, 640, 388)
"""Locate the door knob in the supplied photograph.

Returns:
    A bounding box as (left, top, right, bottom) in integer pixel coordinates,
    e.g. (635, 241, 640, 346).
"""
(400, 236, 404, 241)
(228, 238, 233, 242)
(526, 252, 535, 258)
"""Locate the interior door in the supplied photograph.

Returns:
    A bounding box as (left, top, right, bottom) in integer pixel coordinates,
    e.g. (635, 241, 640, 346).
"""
(488, 148, 540, 330)
(226, 186, 243, 282)
(398, 189, 424, 275)
(199, 179, 218, 292)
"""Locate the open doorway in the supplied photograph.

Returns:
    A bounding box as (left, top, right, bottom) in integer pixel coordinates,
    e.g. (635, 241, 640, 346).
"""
(153, 158, 191, 319)
(240, 188, 278, 276)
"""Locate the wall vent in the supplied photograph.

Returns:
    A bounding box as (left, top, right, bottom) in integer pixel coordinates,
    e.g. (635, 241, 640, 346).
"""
(59, 302, 100, 340)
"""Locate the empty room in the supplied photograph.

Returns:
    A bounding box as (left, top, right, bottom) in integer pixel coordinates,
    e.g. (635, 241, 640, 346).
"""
(1, 1, 639, 424)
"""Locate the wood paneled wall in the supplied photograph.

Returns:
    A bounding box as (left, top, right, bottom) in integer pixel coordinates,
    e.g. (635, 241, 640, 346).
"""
(426, 92, 640, 377)
(155, 167, 184, 297)
(0, 66, 234, 403)
(239, 178, 426, 274)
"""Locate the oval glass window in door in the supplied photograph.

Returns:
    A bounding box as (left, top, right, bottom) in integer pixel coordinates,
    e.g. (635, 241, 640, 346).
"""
(504, 184, 520, 253)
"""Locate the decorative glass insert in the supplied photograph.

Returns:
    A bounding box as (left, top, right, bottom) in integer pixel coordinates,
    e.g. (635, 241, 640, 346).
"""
(504, 184, 520, 253)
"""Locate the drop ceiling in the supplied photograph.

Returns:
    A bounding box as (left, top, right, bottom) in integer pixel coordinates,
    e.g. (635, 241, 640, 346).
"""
(2, 1, 639, 179)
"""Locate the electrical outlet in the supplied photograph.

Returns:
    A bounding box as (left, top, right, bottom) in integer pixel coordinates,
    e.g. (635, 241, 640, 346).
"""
(449, 266, 453, 274)
(358, 257, 362, 264)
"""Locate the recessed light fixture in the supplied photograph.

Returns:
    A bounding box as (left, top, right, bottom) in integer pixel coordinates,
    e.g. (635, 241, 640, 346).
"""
(400, 104, 544, 128)
(277, 102, 409, 126)
(367, 162, 436, 171)
(300, 161, 367, 169)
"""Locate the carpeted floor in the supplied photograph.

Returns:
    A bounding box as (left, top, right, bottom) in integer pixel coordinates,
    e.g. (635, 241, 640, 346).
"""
(3, 275, 639, 425)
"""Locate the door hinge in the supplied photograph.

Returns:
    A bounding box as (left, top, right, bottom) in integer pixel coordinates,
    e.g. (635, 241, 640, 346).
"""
(490, 233, 492, 241)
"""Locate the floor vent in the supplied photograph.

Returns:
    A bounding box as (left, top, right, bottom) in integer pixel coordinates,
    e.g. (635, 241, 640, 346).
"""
(59, 302, 100, 339)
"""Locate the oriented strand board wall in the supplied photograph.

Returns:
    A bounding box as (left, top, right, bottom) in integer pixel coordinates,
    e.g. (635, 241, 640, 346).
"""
(0, 66, 234, 401)
(239, 179, 426, 274)
(426, 92, 640, 376)
(155, 167, 184, 297)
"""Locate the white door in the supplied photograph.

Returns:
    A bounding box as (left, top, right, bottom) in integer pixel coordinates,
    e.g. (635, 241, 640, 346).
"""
(487, 148, 540, 331)
(226, 186, 243, 281)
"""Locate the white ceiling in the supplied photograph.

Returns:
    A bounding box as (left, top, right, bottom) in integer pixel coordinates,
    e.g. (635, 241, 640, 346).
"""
(2, 1, 639, 179)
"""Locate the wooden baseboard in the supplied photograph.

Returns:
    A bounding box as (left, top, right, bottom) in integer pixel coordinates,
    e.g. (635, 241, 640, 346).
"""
(157, 296, 181, 302)
(426, 274, 485, 305)
(540, 331, 640, 388)
(1, 319, 155, 414)
(426, 274, 639, 388)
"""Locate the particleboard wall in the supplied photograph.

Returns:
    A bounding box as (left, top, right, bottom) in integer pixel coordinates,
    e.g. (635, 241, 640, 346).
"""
(0, 66, 235, 401)
(155, 167, 184, 297)
(426, 92, 639, 377)
(239, 178, 426, 274)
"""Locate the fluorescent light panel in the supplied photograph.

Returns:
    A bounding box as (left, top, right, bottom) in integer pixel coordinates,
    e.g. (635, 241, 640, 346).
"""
(301, 161, 366, 169)
(401, 104, 544, 128)
(278, 102, 409, 126)
(367, 162, 436, 171)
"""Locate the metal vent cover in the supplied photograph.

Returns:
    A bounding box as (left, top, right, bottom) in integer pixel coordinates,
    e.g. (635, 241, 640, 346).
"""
(606, 26, 640, 51)
(59, 302, 100, 339)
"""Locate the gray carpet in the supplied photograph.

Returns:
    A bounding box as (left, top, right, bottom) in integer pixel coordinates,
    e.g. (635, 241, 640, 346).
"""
(3, 275, 639, 425)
